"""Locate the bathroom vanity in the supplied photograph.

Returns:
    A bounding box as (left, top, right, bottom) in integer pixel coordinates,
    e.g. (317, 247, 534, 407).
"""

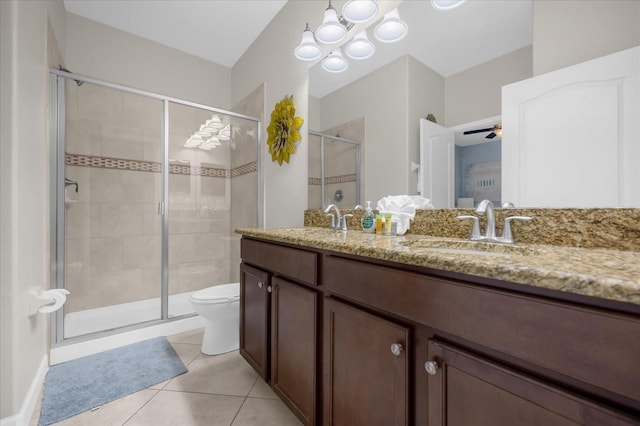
(236, 226, 640, 426)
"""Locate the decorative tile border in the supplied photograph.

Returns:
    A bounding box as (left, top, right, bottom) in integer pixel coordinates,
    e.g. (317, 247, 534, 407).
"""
(308, 174, 357, 186)
(66, 153, 256, 178)
(231, 161, 257, 177)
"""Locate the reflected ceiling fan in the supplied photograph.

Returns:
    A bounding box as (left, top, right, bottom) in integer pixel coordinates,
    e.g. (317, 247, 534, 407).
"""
(463, 123, 502, 139)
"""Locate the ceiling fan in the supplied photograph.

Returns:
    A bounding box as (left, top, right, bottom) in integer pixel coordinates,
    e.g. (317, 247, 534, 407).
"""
(463, 123, 502, 139)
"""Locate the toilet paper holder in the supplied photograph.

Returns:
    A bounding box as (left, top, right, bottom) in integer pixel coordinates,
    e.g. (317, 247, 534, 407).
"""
(28, 288, 70, 316)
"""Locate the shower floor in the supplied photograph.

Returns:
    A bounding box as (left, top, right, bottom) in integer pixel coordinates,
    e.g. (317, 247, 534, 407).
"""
(64, 291, 195, 339)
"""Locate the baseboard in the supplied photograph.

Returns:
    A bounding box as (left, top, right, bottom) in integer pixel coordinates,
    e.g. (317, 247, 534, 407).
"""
(0, 355, 48, 426)
(50, 315, 203, 365)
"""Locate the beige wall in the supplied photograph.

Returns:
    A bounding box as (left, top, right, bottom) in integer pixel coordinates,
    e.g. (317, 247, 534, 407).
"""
(319, 56, 409, 203)
(231, 1, 313, 228)
(317, 55, 446, 203)
(0, 0, 66, 421)
(408, 56, 446, 196)
(533, 0, 640, 76)
(64, 13, 231, 108)
(445, 46, 533, 127)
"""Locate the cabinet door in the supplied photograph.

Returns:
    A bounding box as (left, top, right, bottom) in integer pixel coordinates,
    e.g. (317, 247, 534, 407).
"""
(324, 298, 409, 426)
(426, 340, 640, 426)
(271, 277, 318, 425)
(240, 263, 270, 380)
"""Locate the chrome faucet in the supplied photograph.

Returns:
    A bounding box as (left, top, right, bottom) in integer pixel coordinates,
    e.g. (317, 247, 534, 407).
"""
(476, 199, 497, 240)
(340, 213, 353, 231)
(324, 204, 341, 230)
(458, 199, 532, 244)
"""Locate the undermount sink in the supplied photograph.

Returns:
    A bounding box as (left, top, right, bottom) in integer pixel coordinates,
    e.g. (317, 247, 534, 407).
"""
(398, 239, 541, 257)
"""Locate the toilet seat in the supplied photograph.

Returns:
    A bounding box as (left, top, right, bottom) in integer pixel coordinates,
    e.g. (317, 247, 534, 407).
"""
(190, 283, 240, 304)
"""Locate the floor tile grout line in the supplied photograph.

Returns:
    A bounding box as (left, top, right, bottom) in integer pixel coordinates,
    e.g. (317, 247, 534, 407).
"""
(120, 388, 161, 426)
(229, 375, 259, 426)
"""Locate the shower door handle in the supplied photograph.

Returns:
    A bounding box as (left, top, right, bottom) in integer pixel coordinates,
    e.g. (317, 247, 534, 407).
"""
(157, 202, 165, 216)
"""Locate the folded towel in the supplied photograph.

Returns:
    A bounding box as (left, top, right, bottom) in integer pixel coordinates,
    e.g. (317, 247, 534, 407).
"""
(376, 195, 433, 235)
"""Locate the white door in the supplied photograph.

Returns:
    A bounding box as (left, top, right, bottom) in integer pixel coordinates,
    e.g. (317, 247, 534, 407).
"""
(502, 46, 639, 207)
(419, 119, 454, 208)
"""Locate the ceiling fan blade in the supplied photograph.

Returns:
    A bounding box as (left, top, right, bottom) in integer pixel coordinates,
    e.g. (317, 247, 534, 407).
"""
(463, 127, 493, 135)
(485, 132, 497, 139)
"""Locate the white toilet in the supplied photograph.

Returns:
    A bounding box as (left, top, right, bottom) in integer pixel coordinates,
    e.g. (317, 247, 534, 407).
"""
(189, 283, 240, 355)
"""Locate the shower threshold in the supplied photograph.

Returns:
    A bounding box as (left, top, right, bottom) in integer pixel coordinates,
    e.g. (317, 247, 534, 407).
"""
(64, 291, 194, 339)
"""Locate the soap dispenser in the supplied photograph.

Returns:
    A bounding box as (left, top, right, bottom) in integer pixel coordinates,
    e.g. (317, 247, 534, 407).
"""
(361, 201, 375, 233)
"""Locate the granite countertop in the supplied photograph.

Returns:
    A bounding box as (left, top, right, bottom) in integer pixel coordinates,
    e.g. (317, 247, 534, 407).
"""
(236, 227, 640, 307)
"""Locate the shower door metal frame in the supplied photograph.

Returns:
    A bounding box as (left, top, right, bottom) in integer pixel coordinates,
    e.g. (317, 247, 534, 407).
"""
(309, 131, 361, 209)
(49, 69, 262, 347)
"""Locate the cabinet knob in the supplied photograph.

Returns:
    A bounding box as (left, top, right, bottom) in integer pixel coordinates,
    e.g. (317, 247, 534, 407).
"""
(390, 343, 404, 356)
(267, 285, 272, 293)
(424, 360, 439, 376)
(257, 281, 264, 288)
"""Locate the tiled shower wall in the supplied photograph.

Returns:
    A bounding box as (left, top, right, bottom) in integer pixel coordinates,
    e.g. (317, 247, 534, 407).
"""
(63, 82, 258, 314)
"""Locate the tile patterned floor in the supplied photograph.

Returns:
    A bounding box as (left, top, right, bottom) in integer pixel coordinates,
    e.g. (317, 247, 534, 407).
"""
(30, 329, 302, 426)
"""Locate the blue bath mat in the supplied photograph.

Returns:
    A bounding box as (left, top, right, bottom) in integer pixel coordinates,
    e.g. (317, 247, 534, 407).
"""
(39, 336, 187, 425)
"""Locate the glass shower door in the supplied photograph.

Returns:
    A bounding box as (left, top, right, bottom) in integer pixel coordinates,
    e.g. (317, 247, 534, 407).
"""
(59, 78, 164, 338)
(165, 103, 260, 317)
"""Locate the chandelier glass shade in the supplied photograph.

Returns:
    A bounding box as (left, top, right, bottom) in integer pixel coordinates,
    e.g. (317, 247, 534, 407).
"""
(342, 0, 378, 24)
(315, 4, 347, 44)
(345, 31, 375, 60)
(374, 8, 408, 43)
(294, 23, 323, 61)
(321, 49, 349, 73)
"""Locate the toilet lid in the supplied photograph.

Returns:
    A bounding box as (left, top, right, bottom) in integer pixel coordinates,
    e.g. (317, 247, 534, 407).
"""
(191, 283, 240, 302)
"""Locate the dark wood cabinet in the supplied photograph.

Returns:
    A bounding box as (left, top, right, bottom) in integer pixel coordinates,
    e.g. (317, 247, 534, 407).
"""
(271, 277, 318, 425)
(426, 339, 639, 426)
(323, 297, 409, 426)
(240, 236, 640, 426)
(240, 239, 320, 425)
(239, 263, 270, 380)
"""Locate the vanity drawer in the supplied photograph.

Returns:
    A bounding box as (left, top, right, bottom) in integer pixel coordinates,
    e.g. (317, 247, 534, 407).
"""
(241, 238, 318, 286)
(323, 254, 640, 405)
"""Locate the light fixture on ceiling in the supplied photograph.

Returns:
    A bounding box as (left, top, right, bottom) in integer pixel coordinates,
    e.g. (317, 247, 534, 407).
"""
(345, 31, 375, 60)
(322, 49, 349, 73)
(431, 0, 467, 11)
(315, 1, 348, 45)
(374, 8, 408, 43)
(294, 23, 323, 61)
(342, 0, 378, 24)
(295, 1, 406, 73)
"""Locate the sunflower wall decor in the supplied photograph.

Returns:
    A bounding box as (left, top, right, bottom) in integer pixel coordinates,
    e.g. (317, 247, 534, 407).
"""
(267, 95, 304, 165)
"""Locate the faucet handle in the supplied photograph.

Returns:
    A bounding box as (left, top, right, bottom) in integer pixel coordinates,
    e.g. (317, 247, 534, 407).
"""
(326, 213, 336, 230)
(457, 215, 482, 240)
(340, 214, 354, 231)
(500, 216, 532, 243)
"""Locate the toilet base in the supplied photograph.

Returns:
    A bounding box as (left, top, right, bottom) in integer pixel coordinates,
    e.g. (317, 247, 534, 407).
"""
(201, 318, 239, 355)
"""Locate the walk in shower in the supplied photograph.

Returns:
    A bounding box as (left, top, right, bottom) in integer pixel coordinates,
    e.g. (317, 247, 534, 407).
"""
(308, 131, 361, 209)
(49, 70, 261, 345)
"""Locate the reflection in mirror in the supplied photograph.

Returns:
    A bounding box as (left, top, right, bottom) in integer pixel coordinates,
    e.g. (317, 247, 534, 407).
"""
(308, 131, 361, 210)
(309, 0, 532, 206)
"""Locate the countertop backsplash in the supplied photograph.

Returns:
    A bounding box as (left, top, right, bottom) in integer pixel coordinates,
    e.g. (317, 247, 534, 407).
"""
(304, 208, 640, 252)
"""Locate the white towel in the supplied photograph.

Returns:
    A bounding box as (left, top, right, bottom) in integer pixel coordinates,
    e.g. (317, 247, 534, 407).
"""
(376, 195, 433, 235)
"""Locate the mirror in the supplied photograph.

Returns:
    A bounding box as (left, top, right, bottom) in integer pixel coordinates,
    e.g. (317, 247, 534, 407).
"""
(308, 0, 532, 207)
